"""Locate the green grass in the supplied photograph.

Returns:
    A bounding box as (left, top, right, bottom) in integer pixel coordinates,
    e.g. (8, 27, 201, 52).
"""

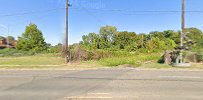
(142, 63, 172, 69)
(0, 49, 64, 69)
(0, 48, 35, 57)
(0, 54, 64, 66)
(97, 53, 162, 67)
(1, 52, 202, 69)
(142, 62, 203, 69)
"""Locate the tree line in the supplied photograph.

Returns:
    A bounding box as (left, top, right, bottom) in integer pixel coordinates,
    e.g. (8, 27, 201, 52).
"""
(1, 24, 203, 54)
(79, 26, 203, 53)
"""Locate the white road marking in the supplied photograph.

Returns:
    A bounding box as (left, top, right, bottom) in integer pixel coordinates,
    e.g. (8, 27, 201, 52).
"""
(66, 92, 112, 99)
(87, 92, 111, 95)
(159, 76, 202, 79)
(66, 96, 112, 99)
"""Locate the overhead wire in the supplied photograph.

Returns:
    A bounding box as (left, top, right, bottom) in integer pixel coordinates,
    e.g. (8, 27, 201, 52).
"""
(77, 1, 106, 26)
(1, 7, 203, 17)
(0, 8, 65, 17)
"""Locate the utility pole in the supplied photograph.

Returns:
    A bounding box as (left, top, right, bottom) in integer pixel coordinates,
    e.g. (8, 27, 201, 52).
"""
(180, 0, 185, 63)
(65, 0, 69, 63)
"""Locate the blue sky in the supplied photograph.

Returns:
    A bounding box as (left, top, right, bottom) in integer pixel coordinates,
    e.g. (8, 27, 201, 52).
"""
(0, 0, 203, 45)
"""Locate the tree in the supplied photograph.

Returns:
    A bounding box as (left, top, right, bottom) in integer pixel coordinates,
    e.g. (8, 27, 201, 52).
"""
(164, 38, 177, 50)
(99, 26, 118, 49)
(185, 28, 203, 42)
(79, 26, 180, 52)
(185, 28, 203, 50)
(149, 31, 165, 40)
(16, 23, 47, 52)
(115, 31, 137, 50)
(0, 36, 5, 40)
(88, 33, 100, 49)
(81, 33, 100, 50)
(136, 33, 148, 49)
(47, 43, 62, 53)
(163, 30, 180, 44)
(145, 37, 161, 52)
(82, 35, 90, 47)
(145, 37, 176, 52)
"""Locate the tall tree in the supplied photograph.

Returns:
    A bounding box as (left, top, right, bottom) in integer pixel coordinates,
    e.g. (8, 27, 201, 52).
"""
(0, 36, 5, 40)
(99, 26, 118, 48)
(16, 23, 47, 52)
(163, 30, 180, 44)
(88, 33, 100, 49)
(185, 28, 203, 42)
(185, 28, 203, 49)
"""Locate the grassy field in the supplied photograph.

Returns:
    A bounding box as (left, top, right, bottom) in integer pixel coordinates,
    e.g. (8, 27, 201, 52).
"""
(98, 53, 162, 67)
(0, 54, 64, 65)
(0, 53, 162, 69)
(0, 53, 105, 69)
(0, 53, 202, 69)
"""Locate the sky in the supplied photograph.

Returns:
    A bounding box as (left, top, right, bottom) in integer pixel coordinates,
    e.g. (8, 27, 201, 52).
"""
(0, 0, 203, 45)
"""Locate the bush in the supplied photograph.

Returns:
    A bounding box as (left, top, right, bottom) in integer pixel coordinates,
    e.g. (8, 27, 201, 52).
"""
(70, 45, 130, 61)
(197, 53, 203, 62)
(70, 46, 114, 61)
(70, 45, 92, 61)
(157, 55, 165, 64)
(186, 53, 197, 62)
(99, 53, 161, 66)
(183, 51, 203, 63)
(0, 48, 35, 57)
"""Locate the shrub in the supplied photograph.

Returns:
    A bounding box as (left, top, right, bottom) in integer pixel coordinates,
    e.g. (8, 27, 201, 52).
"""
(70, 45, 93, 61)
(0, 48, 35, 57)
(197, 53, 203, 62)
(99, 53, 161, 66)
(157, 55, 165, 64)
(186, 53, 197, 62)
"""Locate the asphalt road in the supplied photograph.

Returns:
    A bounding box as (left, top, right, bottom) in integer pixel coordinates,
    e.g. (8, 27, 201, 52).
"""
(0, 68, 203, 100)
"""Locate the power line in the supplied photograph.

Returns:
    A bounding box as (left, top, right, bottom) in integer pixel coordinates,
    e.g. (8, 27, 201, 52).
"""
(70, 8, 203, 16)
(77, 2, 105, 25)
(1, 7, 203, 17)
(71, 8, 203, 13)
(0, 8, 65, 17)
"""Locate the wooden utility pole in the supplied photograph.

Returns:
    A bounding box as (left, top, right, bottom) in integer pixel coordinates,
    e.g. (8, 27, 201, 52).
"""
(182, 0, 185, 33)
(180, 0, 185, 63)
(65, 0, 69, 63)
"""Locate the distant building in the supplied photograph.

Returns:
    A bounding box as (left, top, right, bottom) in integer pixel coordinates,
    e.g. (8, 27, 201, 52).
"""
(0, 38, 7, 49)
(0, 38, 6, 45)
(0, 38, 17, 49)
(12, 40, 18, 47)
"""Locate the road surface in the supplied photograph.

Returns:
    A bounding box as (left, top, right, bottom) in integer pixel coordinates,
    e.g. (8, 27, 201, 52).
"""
(0, 68, 203, 100)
